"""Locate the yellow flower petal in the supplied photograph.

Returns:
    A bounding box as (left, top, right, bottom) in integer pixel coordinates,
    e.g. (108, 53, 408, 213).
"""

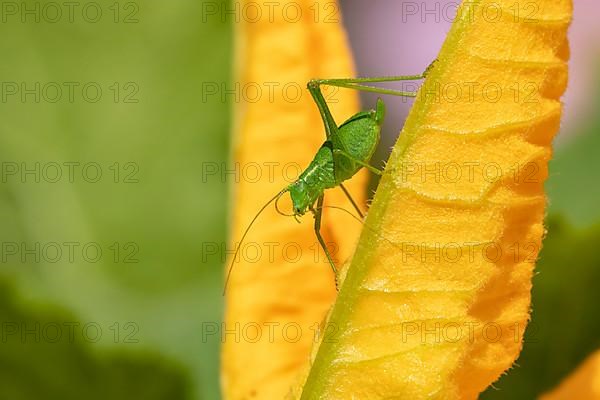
(222, 1, 365, 399)
(296, 0, 571, 398)
(540, 350, 600, 400)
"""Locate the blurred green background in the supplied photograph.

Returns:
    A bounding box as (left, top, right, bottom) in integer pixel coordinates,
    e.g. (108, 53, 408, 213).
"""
(0, 1, 597, 399)
(0, 1, 230, 399)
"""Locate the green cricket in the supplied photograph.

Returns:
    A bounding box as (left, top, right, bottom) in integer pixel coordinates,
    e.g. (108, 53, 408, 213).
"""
(224, 68, 432, 294)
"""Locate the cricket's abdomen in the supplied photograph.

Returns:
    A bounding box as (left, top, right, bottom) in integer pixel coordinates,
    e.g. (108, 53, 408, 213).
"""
(331, 104, 383, 183)
(288, 144, 336, 214)
(299, 143, 337, 191)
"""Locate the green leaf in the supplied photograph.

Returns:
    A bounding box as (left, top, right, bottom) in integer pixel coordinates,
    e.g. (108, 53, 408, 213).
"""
(0, 1, 232, 398)
(0, 277, 192, 400)
(546, 77, 600, 227)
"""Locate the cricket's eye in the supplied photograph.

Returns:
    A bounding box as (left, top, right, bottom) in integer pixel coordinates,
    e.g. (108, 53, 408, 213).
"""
(295, 207, 301, 214)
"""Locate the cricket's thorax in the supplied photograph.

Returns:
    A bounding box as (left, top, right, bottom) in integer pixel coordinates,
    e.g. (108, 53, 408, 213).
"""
(289, 144, 335, 215)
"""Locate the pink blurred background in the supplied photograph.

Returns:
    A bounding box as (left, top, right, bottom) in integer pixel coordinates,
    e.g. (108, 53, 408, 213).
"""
(341, 0, 599, 152)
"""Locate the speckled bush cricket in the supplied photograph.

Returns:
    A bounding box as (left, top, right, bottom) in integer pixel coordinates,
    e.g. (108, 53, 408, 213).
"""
(224, 66, 433, 294)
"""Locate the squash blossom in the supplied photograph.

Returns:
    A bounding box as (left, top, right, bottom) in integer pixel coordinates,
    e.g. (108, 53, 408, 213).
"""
(221, 0, 593, 399)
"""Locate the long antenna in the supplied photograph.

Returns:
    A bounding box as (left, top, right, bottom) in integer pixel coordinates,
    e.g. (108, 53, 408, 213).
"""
(223, 188, 289, 296)
(318, 205, 441, 279)
(318, 204, 365, 225)
(319, 204, 397, 248)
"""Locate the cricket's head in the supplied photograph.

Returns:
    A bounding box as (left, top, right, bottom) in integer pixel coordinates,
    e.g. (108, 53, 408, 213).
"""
(288, 180, 311, 216)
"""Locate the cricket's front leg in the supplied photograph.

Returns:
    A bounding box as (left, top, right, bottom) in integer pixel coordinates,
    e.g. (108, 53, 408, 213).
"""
(312, 194, 339, 290)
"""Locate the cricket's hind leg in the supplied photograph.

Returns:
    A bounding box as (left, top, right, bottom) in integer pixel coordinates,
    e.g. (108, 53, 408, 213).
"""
(333, 149, 384, 176)
(306, 71, 430, 142)
(311, 73, 428, 98)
